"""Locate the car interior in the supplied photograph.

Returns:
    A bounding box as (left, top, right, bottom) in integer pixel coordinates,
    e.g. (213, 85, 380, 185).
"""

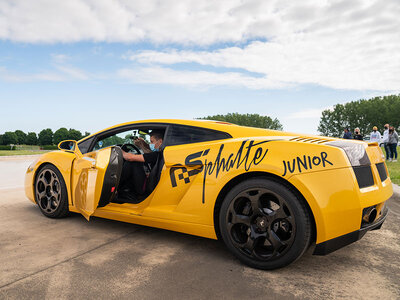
(77, 123, 232, 206)
(87, 125, 168, 205)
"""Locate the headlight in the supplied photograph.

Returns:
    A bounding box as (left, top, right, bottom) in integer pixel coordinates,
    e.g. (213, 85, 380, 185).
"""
(326, 141, 370, 166)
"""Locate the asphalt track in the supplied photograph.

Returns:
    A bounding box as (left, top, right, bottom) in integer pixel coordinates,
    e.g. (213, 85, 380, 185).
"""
(0, 156, 399, 299)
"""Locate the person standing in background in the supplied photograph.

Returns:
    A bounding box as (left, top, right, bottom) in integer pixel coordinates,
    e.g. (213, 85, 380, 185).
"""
(382, 124, 391, 160)
(388, 126, 398, 162)
(353, 128, 363, 140)
(370, 126, 381, 144)
(343, 128, 352, 139)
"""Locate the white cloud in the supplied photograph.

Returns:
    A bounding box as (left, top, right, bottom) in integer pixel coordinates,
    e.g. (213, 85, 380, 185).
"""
(0, 0, 398, 46)
(0, 66, 65, 82)
(55, 65, 89, 80)
(0, 0, 291, 44)
(126, 31, 400, 90)
(51, 54, 70, 64)
(286, 108, 325, 120)
(1, 0, 399, 91)
(0, 64, 89, 82)
(117, 66, 289, 89)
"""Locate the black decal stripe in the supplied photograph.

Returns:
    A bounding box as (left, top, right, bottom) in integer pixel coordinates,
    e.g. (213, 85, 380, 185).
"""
(199, 139, 276, 203)
(169, 139, 280, 204)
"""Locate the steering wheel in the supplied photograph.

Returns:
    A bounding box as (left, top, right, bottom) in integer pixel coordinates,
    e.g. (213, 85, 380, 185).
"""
(119, 143, 141, 154)
(119, 143, 152, 172)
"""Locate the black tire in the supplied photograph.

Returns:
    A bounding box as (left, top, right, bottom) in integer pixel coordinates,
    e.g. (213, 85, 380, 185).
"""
(35, 164, 69, 218)
(219, 177, 311, 270)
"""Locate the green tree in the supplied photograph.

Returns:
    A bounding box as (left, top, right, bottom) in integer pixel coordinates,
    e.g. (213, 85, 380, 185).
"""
(68, 129, 82, 141)
(318, 104, 348, 137)
(26, 132, 38, 145)
(124, 134, 134, 143)
(38, 129, 54, 145)
(83, 131, 91, 137)
(98, 135, 125, 148)
(3, 132, 18, 145)
(318, 94, 400, 137)
(53, 127, 70, 145)
(198, 113, 283, 130)
(14, 130, 27, 144)
(0, 134, 4, 145)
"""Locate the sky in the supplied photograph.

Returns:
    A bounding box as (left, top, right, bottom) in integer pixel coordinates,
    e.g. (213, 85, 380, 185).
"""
(0, 0, 399, 136)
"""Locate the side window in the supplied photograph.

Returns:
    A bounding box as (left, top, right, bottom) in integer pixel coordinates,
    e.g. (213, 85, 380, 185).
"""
(166, 125, 231, 146)
(78, 137, 94, 154)
(93, 130, 138, 151)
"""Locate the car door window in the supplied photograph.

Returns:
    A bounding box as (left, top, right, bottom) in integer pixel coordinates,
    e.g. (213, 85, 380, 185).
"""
(93, 129, 151, 151)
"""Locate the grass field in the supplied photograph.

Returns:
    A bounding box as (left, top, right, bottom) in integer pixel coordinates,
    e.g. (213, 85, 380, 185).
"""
(15, 145, 42, 150)
(385, 161, 400, 185)
(381, 147, 400, 185)
(0, 150, 50, 156)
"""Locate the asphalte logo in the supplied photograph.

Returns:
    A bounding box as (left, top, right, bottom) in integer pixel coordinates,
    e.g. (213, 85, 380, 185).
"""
(170, 140, 271, 203)
(170, 149, 209, 187)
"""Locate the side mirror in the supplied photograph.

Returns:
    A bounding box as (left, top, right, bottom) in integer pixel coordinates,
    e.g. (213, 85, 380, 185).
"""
(58, 140, 82, 157)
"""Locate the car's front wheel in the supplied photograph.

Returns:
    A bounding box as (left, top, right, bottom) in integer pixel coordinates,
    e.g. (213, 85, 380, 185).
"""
(219, 178, 311, 270)
(35, 164, 69, 218)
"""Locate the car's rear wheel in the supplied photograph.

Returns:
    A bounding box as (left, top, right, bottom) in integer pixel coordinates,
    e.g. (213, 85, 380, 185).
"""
(219, 178, 311, 270)
(35, 164, 69, 218)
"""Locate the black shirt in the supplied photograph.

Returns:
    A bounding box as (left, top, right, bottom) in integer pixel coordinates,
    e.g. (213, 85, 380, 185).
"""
(143, 151, 162, 168)
(354, 134, 363, 141)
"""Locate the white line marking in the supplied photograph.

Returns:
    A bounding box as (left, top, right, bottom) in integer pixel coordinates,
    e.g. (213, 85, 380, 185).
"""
(0, 185, 24, 190)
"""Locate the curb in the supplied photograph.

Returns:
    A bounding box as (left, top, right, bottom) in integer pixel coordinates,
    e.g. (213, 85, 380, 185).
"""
(391, 183, 400, 196)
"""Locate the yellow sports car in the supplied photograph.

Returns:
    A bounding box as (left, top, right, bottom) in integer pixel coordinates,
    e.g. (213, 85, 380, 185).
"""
(25, 119, 392, 269)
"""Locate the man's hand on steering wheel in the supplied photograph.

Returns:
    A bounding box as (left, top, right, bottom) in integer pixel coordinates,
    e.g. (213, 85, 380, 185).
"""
(120, 144, 151, 170)
(134, 138, 151, 153)
(120, 143, 141, 153)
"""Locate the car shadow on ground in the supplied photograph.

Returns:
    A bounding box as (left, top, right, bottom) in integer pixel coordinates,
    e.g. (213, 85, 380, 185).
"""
(3, 197, 398, 299)
(21, 194, 400, 277)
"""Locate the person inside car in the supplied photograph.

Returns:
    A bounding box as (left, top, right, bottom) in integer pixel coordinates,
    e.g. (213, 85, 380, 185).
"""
(118, 130, 164, 202)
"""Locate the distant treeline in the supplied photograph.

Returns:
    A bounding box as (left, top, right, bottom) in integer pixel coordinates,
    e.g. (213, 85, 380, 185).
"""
(198, 112, 283, 130)
(0, 128, 90, 146)
(318, 94, 400, 137)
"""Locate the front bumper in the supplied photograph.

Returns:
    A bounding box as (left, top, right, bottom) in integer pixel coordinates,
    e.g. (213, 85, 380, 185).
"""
(313, 205, 389, 255)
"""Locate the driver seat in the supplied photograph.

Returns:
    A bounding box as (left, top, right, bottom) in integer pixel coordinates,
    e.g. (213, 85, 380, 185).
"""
(145, 150, 164, 195)
(115, 150, 164, 204)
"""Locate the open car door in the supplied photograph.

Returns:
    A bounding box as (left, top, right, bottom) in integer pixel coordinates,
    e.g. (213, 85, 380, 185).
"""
(71, 146, 123, 220)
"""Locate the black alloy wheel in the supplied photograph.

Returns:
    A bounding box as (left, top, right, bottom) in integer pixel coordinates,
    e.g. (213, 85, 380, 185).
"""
(35, 164, 69, 218)
(219, 178, 311, 270)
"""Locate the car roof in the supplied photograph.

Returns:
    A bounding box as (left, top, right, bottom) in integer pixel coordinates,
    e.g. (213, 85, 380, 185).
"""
(78, 118, 332, 143)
